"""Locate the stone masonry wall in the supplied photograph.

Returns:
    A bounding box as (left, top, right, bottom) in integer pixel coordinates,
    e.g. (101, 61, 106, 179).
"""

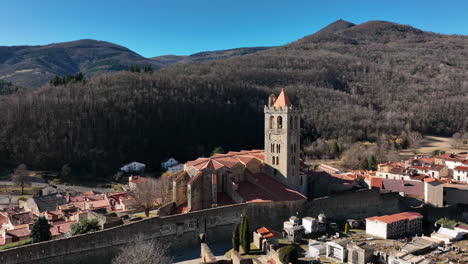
(0, 189, 399, 264)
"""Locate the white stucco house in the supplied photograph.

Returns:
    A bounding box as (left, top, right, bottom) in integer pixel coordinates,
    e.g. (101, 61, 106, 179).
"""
(453, 166, 468, 183)
(120, 162, 145, 174)
(167, 163, 184, 173)
(161, 158, 178, 170)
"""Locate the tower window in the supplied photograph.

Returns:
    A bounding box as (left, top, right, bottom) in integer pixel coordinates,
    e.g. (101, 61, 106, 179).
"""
(290, 117, 293, 129)
(271, 143, 274, 153)
(277, 116, 282, 129)
(272, 156, 275, 165)
(277, 144, 280, 153)
(269, 116, 274, 129)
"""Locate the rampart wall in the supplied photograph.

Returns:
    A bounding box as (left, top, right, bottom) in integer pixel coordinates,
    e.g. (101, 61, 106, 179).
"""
(0, 189, 400, 264)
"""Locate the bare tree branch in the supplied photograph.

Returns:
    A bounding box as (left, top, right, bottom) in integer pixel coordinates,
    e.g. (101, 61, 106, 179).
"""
(130, 177, 169, 217)
(112, 234, 172, 264)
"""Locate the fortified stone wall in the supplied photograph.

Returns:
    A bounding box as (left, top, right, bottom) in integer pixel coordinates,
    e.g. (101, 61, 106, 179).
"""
(303, 189, 402, 220)
(0, 189, 399, 264)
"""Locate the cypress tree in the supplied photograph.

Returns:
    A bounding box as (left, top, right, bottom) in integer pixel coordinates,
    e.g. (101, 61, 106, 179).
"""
(31, 216, 51, 243)
(240, 216, 250, 253)
(232, 224, 240, 252)
(368, 155, 377, 170)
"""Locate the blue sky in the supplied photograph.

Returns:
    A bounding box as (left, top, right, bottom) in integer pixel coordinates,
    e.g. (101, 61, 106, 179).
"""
(2, 0, 467, 57)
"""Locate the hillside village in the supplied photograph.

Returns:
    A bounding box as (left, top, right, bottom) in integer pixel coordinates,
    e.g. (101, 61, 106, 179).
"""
(0, 90, 467, 264)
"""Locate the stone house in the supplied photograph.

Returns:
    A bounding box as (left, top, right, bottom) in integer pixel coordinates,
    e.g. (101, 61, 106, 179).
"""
(20, 194, 66, 215)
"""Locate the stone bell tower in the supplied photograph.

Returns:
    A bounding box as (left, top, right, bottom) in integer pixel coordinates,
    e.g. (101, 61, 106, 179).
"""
(264, 89, 301, 189)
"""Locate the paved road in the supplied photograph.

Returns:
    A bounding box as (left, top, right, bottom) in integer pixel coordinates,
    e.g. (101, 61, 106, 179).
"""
(0, 181, 113, 193)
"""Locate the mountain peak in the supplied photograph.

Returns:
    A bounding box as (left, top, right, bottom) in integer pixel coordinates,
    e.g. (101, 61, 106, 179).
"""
(315, 19, 356, 35)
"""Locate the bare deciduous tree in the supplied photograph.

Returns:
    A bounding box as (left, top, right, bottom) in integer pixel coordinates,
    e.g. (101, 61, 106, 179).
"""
(12, 164, 31, 195)
(407, 131, 423, 153)
(112, 234, 172, 264)
(451, 132, 463, 149)
(131, 177, 169, 217)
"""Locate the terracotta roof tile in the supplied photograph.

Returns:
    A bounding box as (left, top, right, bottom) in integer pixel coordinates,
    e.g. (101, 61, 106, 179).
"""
(273, 88, 292, 108)
(366, 212, 422, 224)
(371, 178, 383, 188)
(454, 166, 468, 172)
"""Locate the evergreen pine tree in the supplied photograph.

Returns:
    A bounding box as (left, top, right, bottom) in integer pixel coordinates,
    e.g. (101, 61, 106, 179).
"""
(134, 65, 141, 73)
(232, 224, 240, 252)
(331, 141, 340, 157)
(359, 158, 369, 170)
(368, 155, 377, 170)
(31, 216, 51, 243)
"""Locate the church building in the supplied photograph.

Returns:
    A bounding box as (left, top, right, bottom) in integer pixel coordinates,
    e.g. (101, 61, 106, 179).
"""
(172, 89, 307, 213)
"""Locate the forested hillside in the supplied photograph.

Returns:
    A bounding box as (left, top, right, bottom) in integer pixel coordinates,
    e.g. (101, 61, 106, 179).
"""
(0, 40, 269, 88)
(0, 20, 466, 176)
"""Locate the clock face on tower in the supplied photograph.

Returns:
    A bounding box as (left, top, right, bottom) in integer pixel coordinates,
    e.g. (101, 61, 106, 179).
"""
(269, 134, 282, 141)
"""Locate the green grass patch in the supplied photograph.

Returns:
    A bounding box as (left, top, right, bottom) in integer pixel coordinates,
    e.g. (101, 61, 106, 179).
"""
(0, 185, 42, 195)
(131, 209, 159, 219)
(225, 243, 262, 259)
(0, 238, 32, 250)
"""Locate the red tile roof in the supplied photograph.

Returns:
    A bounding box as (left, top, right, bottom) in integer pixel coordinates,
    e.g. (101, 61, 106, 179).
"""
(6, 227, 30, 238)
(237, 172, 306, 203)
(418, 158, 435, 164)
(50, 221, 76, 237)
(424, 177, 443, 184)
(366, 212, 422, 224)
(381, 179, 424, 197)
(454, 166, 468, 172)
(256, 226, 279, 238)
(273, 88, 292, 108)
(371, 178, 383, 188)
(185, 150, 264, 172)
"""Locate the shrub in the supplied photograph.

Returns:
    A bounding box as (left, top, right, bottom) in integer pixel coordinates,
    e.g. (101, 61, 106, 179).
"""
(278, 245, 297, 264)
(70, 218, 101, 235)
(31, 216, 51, 243)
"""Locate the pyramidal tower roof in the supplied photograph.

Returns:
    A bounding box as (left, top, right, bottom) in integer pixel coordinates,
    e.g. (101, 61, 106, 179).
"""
(273, 88, 292, 107)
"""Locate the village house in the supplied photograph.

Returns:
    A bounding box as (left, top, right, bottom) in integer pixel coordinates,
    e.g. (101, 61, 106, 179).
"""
(365, 212, 423, 239)
(0, 207, 34, 231)
(167, 163, 184, 173)
(128, 175, 148, 190)
(161, 158, 178, 170)
(453, 165, 468, 183)
(371, 178, 424, 199)
(424, 178, 444, 207)
(20, 194, 67, 215)
(0, 227, 30, 246)
(120, 161, 145, 174)
(434, 153, 468, 176)
(318, 164, 344, 174)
